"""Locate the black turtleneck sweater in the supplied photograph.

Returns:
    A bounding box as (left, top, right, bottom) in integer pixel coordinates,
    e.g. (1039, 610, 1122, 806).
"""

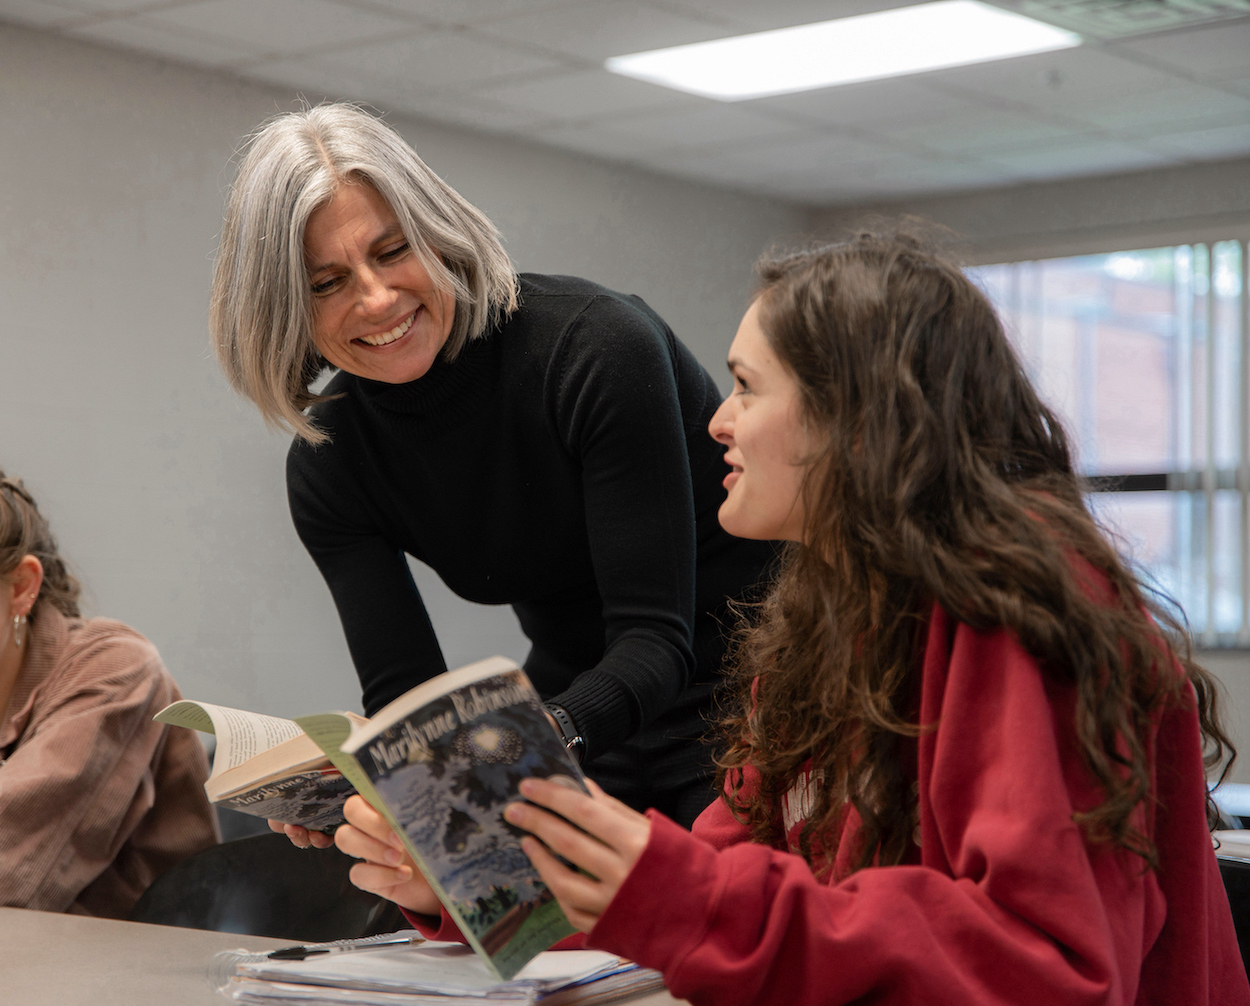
(287, 274, 775, 812)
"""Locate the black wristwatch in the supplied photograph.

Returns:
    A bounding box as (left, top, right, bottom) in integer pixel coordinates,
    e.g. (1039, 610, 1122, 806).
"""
(544, 703, 586, 765)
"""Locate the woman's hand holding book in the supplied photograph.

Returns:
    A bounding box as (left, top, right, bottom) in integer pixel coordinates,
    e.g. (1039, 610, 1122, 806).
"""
(335, 795, 442, 916)
(505, 777, 651, 933)
(267, 818, 335, 849)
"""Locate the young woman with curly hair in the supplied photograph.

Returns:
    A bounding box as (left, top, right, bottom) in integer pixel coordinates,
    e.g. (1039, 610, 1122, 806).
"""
(337, 232, 1250, 1004)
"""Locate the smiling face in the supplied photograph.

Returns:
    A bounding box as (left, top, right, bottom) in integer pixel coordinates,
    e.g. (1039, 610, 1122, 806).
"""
(709, 299, 816, 543)
(303, 181, 457, 384)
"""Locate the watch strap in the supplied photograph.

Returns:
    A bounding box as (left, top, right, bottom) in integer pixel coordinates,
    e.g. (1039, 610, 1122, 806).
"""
(544, 703, 586, 764)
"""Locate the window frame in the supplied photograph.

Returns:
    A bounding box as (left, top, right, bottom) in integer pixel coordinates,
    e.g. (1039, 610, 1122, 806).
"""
(974, 237, 1250, 647)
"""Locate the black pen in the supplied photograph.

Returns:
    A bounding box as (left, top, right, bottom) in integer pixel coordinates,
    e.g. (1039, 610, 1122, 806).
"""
(268, 934, 422, 961)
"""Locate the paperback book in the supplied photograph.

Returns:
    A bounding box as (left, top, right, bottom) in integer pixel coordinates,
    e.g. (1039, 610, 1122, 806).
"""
(154, 698, 366, 834)
(158, 657, 587, 980)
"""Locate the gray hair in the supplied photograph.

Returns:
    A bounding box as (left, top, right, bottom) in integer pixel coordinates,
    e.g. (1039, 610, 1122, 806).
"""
(210, 103, 519, 443)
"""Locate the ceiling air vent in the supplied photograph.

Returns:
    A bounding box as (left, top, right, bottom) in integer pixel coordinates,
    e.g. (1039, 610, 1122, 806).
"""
(990, 0, 1250, 38)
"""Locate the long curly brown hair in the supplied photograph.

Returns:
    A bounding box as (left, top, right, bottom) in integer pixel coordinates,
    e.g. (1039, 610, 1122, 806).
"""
(716, 231, 1233, 873)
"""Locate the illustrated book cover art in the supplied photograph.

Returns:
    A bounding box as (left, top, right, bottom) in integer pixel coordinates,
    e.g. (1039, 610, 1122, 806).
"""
(154, 699, 367, 834)
(158, 656, 588, 981)
(310, 656, 590, 982)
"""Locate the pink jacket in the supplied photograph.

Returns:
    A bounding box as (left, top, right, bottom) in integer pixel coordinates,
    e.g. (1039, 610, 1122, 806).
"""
(0, 606, 219, 917)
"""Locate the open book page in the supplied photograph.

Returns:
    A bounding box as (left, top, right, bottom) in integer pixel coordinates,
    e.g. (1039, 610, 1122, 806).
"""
(295, 712, 377, 793)
(340, 659, 587, 981)
(155, 700, 305, 777)
(155, 702, 367, 831)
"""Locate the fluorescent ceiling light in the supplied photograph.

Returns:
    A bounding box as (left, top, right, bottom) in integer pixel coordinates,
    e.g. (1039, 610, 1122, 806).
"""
(604, 1, 1081, 101)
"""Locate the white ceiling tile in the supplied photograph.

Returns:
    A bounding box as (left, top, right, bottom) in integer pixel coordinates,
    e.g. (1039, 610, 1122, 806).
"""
(790, 162, 1023, 204)
(347, 0, 583, 26)
(392, 91, 557, 135)
(649, 160, 803, 202)
(56, 0, 181, 9)
(473, 68, 696, 121)
(661, 0, 899, 31)
(8, 0, 160, 13)
(748, 76, 986, 130)
(627, 143, 890, 205)
(239, 62, 555, 138)
(1114, 20, 1250, 82)
(866, 158, 1023, 190)
(47, 0, 176, 11)
(806, 157, 966, 192)
(711, 132, 910, 174)
(529, 107, 812, 167)
(237, 53, 398, 99)
(315, 26, 562, 91)
(993, 0, 1249, 40)
(980, 136, 1180, 179)
(529, 121, 668, 162)
(1057, 82, 1250, 133)
(924, 45, 1190, 110)
(582, 103, 814, 148)
(472, 0, 727, 62)
(0, 0, 91, 27)
(636, 148, 793, 189)
(881, 107, 1084, 154)
(146, 0, 411, 56)
(648, 143, 1014, 204)
(1222, 73, 1250, 98)
(1146, 119, 1250, 160)
(6, 0, 1250, 206)
(65, 13, 257, 65)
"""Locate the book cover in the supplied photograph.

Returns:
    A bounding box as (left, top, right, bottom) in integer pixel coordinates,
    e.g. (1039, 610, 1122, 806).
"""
(215, 768, 356, 834)
(341, 659, 586, 981)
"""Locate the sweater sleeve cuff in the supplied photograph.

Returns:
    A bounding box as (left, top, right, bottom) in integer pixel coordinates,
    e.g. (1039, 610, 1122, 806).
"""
(547, 670, 636, 762)
(399, 906, 588, 952)
(584, 810, 725, 975)
(401, 906, 467, 943)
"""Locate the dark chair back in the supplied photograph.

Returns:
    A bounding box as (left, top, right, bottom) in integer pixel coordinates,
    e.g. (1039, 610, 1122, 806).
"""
(129, 833, 406, 943)
(1218, 853, 1250, 973)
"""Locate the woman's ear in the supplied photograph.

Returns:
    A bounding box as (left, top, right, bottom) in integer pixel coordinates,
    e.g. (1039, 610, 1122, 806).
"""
(9, 555, 43, 618)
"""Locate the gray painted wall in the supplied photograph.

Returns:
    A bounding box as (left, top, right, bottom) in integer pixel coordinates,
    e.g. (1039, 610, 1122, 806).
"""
(0, 22, 802, 718)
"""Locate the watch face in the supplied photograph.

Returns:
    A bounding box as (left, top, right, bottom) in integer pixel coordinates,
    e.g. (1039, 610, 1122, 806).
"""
(562, 733, 585, 763)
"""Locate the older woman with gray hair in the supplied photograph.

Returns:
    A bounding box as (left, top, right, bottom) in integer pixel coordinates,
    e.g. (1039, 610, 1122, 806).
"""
(211, 103, 774, 833)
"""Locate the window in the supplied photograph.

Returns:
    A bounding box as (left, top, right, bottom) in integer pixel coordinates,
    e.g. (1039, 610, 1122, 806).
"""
(971, 241, 1249, 645)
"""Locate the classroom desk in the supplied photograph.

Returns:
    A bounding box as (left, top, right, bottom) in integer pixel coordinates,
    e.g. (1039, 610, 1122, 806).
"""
(1, 907, 685, 1006)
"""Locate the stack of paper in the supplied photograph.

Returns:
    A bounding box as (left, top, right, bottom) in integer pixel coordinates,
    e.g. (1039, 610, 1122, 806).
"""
(218, 940, 666, 1006)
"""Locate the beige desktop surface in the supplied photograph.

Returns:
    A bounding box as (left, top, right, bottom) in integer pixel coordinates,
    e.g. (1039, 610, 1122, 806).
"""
(3, 906, 288, 1005)
(1, 906, 683, 1006)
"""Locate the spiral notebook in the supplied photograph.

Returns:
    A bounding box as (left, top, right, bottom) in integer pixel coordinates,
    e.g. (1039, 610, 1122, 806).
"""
(218, 938, 665, 1006)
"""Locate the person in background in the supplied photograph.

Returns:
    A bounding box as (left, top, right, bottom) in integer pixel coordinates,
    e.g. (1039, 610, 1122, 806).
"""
(337, 233, 1250, 1004)
(0, 471, 218, 918)
(209, 103, 775, 833)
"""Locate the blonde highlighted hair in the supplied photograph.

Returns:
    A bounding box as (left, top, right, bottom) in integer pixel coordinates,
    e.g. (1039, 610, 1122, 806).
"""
(210, 103, 518, 443)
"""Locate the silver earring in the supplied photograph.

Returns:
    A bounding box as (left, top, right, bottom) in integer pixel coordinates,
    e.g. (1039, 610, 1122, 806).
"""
(12, 613, 25, 649)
